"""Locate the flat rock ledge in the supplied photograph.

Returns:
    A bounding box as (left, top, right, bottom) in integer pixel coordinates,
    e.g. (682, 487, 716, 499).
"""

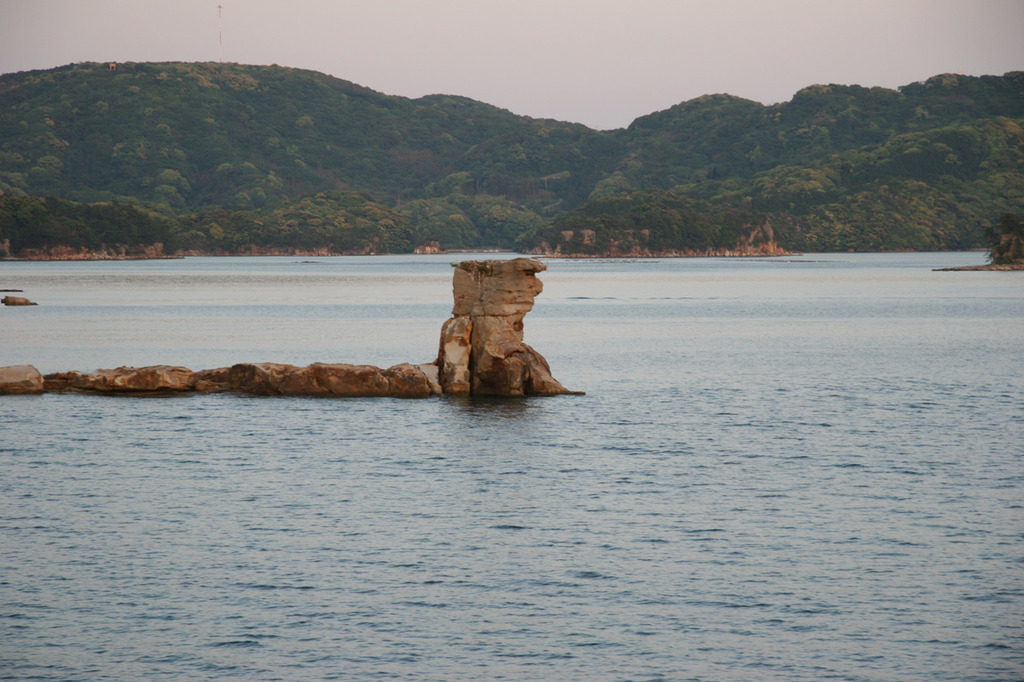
(1, 258, 580, 398)
(34, 362, 443, 398)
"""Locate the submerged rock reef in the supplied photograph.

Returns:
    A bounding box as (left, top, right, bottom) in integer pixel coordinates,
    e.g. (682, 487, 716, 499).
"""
(1, 258, 578, 398)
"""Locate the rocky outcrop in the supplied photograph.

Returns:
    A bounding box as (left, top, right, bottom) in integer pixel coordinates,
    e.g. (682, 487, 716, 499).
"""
(436, 258, 576, 396)
(40, 362, 442, 398)
(193, 362, 441, 397)
(413, 241, 443, 254)
(3, 258, 577, 398)
(437, 315, 474, 394)
(0, 365, 44, 394)
(2, 296, 37, 306)
(526, 243, 791, 258)
(43, 365, 196, 392)
(6, 244, 176, 261)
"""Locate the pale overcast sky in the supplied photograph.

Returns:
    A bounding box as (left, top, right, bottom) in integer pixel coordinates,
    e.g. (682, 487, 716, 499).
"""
(1, 0, 1021, 129)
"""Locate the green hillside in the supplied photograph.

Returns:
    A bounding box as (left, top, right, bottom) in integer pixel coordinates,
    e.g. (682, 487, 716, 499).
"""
(1, 62, 1021, 256)
(0, 191, 412, 258)
(0, 62, 616, 210)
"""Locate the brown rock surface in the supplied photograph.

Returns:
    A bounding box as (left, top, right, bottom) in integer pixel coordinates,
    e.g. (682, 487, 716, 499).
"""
(436, 258, 577, 396)
(194, 362, 439, 398)
(2, 296, 37, 306)
(437, 315, 473, 395)
(194, 363, 300, 395)
(383, 363, 441, 398)
(46, 365, 196, 392)
(0, 365, 44, 394)
(302, 363, 392, 397)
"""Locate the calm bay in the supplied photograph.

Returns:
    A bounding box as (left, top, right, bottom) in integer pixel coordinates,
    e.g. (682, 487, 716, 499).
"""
(1, 252, 1022, 680)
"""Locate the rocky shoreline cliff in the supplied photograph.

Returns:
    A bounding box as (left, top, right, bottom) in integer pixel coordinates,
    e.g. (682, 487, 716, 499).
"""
(0, 245, 388, 261)
(524, 244, 791, 258)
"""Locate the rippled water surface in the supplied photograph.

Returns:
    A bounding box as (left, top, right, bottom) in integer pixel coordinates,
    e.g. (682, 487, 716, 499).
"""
(2, 253, 1022, 680)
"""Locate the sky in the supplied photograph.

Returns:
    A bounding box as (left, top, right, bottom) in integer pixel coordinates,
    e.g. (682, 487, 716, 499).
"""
(1, 0, 1022, 130)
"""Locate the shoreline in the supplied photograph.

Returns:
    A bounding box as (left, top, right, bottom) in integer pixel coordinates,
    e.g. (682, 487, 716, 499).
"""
(1, 255, 185, 262)
(933, 263, 1024, 271)
(0, 249, 1001, 263)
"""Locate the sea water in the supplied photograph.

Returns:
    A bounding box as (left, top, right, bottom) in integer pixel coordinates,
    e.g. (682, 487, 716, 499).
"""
(1, 253, 1022, 681)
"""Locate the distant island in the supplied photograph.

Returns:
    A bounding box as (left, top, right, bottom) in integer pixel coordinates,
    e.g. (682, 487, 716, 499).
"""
(1, 62, 1022, 259)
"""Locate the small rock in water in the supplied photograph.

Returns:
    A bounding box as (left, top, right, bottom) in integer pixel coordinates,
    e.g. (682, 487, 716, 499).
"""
(2, 295, 37, 306)
(0, 365, 44, 394)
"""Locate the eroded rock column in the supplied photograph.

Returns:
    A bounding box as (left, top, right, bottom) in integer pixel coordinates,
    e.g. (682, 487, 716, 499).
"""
(436, 258, 575, 397)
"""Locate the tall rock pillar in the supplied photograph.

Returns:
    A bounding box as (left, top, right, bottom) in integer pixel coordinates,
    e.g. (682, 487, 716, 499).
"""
(436, 258, 575, 397)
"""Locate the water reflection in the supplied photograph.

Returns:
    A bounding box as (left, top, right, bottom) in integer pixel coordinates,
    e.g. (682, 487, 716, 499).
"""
(443, 395, 544, 421)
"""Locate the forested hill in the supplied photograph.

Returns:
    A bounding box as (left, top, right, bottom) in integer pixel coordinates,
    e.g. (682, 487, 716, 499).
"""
(1, 61, 1022, 256)
(0, 61, 617, 211)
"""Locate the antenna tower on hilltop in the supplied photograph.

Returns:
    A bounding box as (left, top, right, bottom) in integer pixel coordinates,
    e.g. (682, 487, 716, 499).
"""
(218, 5, 223, 63)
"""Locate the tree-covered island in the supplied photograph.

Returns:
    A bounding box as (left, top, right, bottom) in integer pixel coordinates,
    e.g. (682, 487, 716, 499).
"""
(1, 62, 1021, 258)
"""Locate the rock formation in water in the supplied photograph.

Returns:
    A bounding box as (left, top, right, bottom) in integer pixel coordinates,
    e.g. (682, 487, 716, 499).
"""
(1, 258, 578, 398)
(39, 362, 443, 397)
(193, 362, 442, 397)
(2, 295, 37, 306)
(0, 365, 44, 394)
(437, 258, 573, 396)
(43, 365, 196, 393)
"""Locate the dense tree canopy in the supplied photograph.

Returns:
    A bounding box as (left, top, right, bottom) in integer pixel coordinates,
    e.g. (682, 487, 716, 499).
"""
(1, 63, 1022, 255)
(0, 191, 412, 256)
(988, 213, 1024, 264)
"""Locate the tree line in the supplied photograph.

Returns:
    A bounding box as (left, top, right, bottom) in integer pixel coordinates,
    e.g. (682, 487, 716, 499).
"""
(1, 62, 1022, 255)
